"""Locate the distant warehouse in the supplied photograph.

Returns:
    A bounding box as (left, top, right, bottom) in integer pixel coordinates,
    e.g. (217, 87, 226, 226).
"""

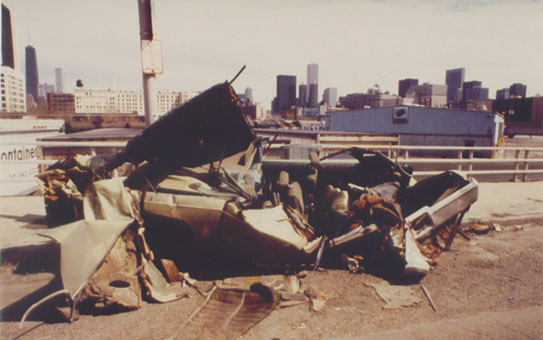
(326, 106, 505, 157)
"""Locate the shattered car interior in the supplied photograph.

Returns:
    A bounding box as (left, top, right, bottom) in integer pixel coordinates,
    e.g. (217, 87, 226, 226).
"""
(27, 82, 478, 332)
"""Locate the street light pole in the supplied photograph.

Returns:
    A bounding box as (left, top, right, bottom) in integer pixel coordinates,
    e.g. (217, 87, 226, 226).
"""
(138, 0, 159, 126)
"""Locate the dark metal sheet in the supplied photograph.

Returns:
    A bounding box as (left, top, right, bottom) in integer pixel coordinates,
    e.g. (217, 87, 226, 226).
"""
(105, 82, 256, 171)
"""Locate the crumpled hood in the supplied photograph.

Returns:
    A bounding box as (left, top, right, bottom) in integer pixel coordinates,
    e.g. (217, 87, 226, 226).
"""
(105, 82, 256, 171)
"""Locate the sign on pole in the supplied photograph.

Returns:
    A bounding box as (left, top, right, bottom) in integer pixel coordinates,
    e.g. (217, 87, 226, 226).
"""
(140, 39, 163, 74)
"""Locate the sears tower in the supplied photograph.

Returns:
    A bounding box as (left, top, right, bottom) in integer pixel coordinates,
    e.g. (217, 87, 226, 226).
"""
(25, 45, 39, 103)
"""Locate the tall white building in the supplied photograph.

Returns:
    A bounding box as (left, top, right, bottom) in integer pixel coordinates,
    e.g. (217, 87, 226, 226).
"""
(244, 87, 254, 103)
(1, 66, 26, 112)
(307, 63, 318, 85)
(323, 87, 338, 108)
(55, 68, 63, 93)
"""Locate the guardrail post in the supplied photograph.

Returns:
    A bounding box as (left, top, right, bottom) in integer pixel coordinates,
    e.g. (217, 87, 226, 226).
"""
(468, 150, 474, 178)
(404, 149, 409, 160)
(457, 150, 462, 171)
(514, 150, 521, 181)
(523, 150, 530, 182)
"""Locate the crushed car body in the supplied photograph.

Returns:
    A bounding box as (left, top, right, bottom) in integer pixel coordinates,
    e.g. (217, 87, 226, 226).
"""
(28, 81, 478, 323)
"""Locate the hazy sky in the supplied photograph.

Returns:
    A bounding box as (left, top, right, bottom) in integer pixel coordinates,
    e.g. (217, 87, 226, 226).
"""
(4, 0, 542, 109)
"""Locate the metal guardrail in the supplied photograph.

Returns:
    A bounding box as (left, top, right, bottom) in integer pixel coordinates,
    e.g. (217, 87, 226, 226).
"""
(1, 141, 543, 183)
(267, 143, 543, 182)
(262, 158, 543, 182)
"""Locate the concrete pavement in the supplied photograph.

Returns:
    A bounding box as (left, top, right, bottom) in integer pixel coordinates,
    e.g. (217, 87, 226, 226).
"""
(463, 181, 543, 227)
(0, 196, 49, 252)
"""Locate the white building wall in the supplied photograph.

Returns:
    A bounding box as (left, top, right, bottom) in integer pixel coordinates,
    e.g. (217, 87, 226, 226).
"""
(117, 90, 144, 114)
(158, 91, 183, 114)
(0, 66, 26, 112)
(74, 88, 201, 115)
(74, 88, 119, 113)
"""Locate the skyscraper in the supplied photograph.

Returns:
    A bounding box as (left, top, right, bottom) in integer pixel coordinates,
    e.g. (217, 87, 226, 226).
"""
(307, 63, 318, 85)
(1, 4, 25, 112)
(496, 88, 510, 100)
(55, 68, 63, 93)
(307, 63, 319, 108)
(445, 68, 465, 107)
(323, 87, 338, 108)
(308, 83, 319, 108)
(274, 75, 296, 114)
(463, 81, 489, 101)
(509, 83, 527, 98)
(298, 84, 308, 107)
(25, 45, 39, 103)
(398, 78, 418, 98)
(244, 87, 253, 103)
(2, 4, 15, 68)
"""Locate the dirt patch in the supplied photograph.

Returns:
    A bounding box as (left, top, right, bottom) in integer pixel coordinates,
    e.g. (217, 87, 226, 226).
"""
(1, 225, 542, 340)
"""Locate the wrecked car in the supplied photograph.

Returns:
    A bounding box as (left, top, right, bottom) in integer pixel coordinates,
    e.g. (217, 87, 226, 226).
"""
(29, 82, 478, 323)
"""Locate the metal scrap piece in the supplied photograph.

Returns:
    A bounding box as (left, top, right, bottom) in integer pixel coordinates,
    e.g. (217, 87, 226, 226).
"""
(141, 259, 187, 303)
(365, 279, 422, 309)
(168, 284, 280, 340)
(104, 82, 256, 172)
(80, 228, 141, 311)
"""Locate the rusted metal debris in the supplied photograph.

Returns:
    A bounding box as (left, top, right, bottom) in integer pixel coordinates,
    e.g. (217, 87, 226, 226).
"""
(26, 81, 479, 327)
(167, 284, 279, 340)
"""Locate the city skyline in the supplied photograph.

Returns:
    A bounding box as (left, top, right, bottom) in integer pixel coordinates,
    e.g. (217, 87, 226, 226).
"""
(3, 0, 542, 110)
